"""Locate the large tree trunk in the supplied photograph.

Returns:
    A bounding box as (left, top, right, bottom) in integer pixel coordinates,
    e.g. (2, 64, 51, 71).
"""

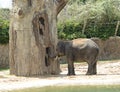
(9, 0, 68, 76)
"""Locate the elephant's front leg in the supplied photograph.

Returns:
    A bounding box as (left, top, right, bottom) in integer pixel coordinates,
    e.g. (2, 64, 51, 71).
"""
(67, 59, 75, 76)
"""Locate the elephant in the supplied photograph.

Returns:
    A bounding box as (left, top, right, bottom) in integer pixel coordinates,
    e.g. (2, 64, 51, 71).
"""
(56, 38, 99, 75)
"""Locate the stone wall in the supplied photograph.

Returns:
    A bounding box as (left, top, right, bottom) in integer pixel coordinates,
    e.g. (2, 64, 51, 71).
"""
(92, 37, 120, 60)
(0, 37, 120, 68)
(0, 44, 9, 68)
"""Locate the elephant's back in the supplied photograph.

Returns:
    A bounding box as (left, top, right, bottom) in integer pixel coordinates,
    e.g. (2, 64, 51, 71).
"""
(72, 38, 98, 48)
(72, 38, 89, 48)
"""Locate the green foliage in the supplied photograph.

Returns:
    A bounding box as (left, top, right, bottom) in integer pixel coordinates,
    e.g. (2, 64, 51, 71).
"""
(0, 9, 10, 20)
(0, 18, 9, 44)
(84, 22, 117, 39)
(58, 20, 117, 40)
(57, 0, 120, 40)
(58, 21, 86, 40)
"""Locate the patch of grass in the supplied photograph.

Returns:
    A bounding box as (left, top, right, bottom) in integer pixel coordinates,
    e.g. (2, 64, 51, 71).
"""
(0, 67, 9, 71)
(9, 85, 120, 92)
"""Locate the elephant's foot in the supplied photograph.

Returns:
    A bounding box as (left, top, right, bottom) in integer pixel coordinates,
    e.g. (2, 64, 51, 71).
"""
(67, 72, 76, 76)
(67, 67, 75, 76)
(87, 65, 97, 75)
(86, 72, 97, 75)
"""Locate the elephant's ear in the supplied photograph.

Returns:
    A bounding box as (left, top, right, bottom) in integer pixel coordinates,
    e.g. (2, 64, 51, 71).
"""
(55, 0, 68, 15)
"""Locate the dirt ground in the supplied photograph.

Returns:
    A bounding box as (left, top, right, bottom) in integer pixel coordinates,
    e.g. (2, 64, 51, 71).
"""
(0, 60, 120, 91)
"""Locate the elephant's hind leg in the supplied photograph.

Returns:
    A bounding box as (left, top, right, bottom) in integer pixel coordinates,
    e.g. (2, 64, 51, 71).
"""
(93, 62, 97, 74)
(86, 60, 97, 75)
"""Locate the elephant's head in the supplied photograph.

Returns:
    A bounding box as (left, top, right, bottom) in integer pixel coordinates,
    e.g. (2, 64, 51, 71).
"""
(56, 40, 66, 57)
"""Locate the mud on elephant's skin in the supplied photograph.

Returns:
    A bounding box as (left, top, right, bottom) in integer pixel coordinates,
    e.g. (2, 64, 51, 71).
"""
(56, 38, 99, 75)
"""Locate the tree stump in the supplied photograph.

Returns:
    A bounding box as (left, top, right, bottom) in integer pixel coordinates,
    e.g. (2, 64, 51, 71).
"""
(9, 0, 68, 76)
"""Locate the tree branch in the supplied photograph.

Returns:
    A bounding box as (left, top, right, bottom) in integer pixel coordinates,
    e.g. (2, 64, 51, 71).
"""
(55, 0, 68, 15)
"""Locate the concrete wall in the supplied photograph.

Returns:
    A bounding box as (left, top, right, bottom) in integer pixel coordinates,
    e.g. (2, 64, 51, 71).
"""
(0, 44, 9, 68)
(92, 37, 120, 60)
(0, 37, 120, 68)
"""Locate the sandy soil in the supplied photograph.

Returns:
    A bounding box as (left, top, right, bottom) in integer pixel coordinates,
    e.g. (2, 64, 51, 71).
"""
(0, 60, 120, 91)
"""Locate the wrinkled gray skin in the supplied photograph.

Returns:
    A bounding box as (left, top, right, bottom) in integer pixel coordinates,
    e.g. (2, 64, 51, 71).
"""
(56, 38, 99, 75)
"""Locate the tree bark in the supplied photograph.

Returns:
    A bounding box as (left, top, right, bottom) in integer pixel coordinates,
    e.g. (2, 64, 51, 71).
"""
(115, 21, 120, 36)
(9, 0, 68, 76)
